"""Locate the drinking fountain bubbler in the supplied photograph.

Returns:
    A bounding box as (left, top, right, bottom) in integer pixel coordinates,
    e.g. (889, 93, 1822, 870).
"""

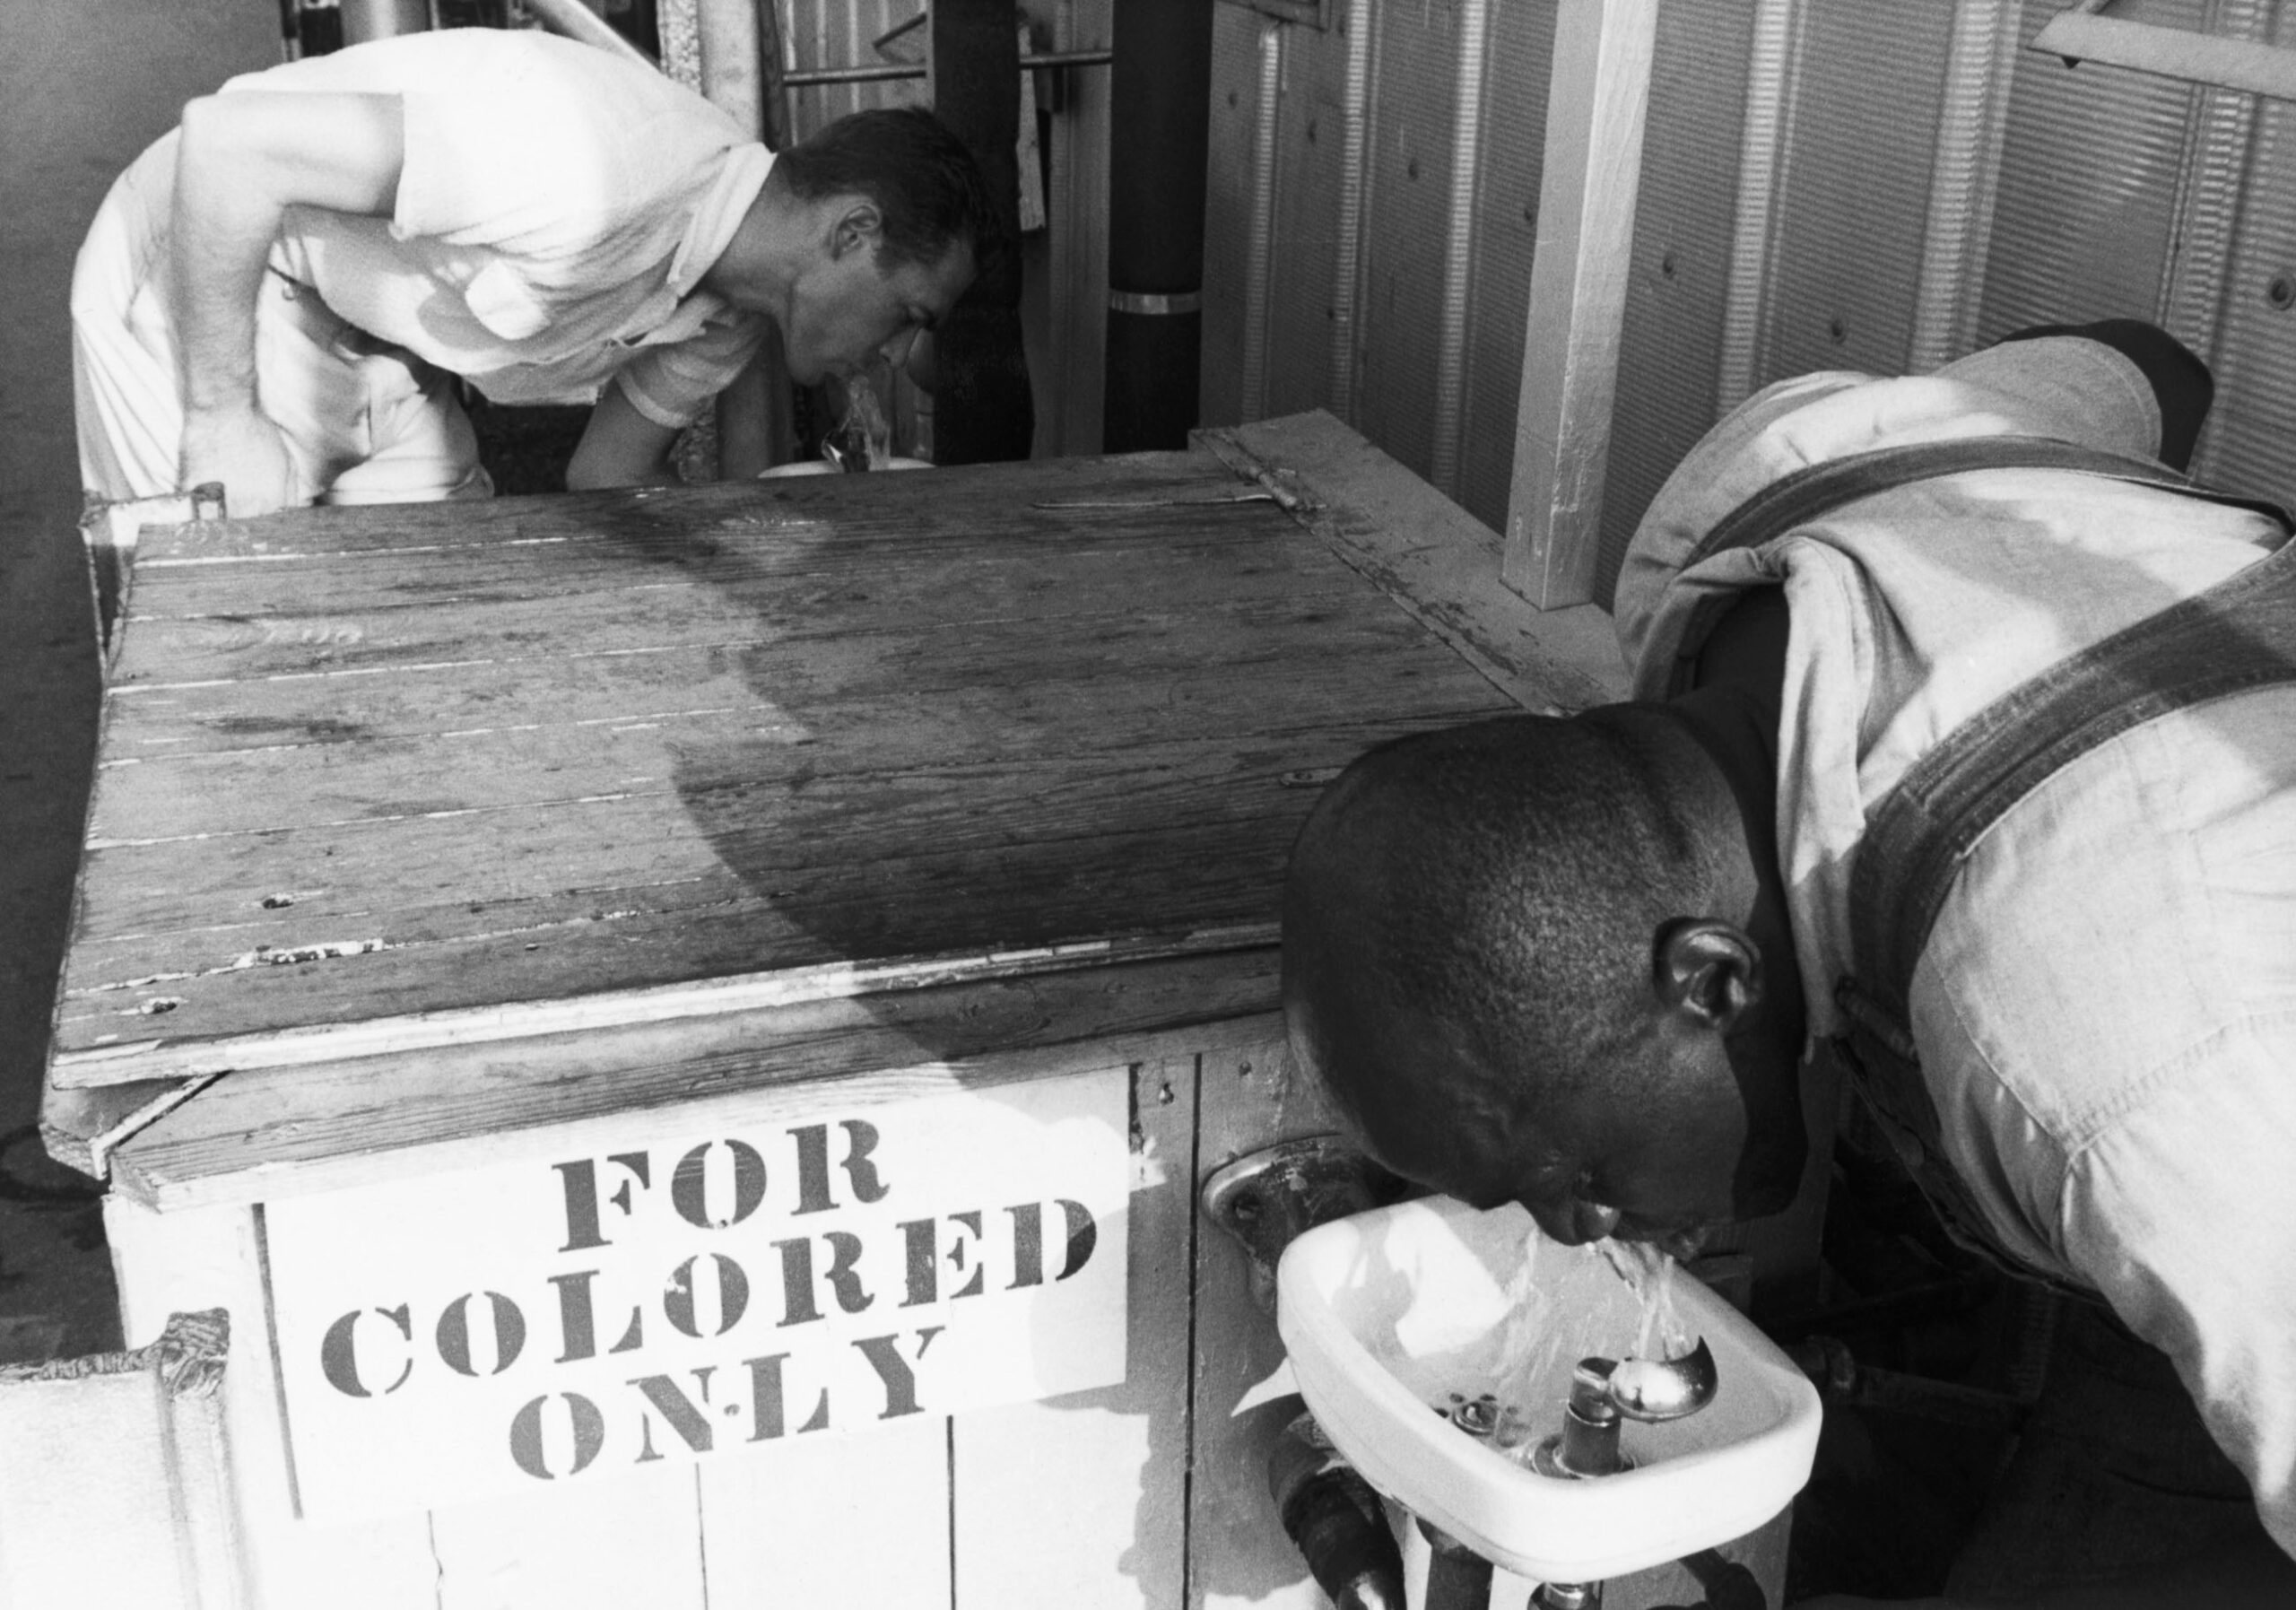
(1429, 1339, 1721, 1609)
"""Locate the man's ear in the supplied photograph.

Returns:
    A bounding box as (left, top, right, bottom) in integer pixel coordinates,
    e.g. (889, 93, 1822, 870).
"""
(831, 198, 884, 259)
(1651, 918, 1763, 1032)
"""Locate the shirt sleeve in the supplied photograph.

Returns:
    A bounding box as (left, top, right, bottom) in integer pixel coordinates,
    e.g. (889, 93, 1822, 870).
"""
(612, 312, 769, 430)
(2064, 1015, 2296, 1560)
(1989, 319, 2213, 470)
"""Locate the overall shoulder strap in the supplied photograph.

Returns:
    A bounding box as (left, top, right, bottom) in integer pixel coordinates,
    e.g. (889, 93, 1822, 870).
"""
(1662, 434, 2282, 696)
(1848, 526, 2296, 1029)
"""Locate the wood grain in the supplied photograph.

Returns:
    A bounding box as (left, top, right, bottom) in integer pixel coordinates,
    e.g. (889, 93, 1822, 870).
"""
(1502, 0, 1660, 607)
(1205, 413, 1631, 711)
(1186, 1039, 1338, 1610)
(111, 950, 1282, 1208)
(61, 440, 1518, 1084)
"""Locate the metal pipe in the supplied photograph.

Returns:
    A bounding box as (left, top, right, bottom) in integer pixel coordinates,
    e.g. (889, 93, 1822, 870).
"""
(1267, 1409, 1405, 1610)
(340, 0, 430, 45)
(1103, 0, 1216, 450)
(933, 0, 1036, 465)
(525, 0, 658, 73)
(1717, 0, 1797, 413)
(780, 49, 1109, 89)
(1429, 0, 1492, 498)
(1907, 0, 2020, 373)
(1240, 22, 1286, 423)
(1329, 0, 1378, 425)
(1419, 1522, 1498, 1610)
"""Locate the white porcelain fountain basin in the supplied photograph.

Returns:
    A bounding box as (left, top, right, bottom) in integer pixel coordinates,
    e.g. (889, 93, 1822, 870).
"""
(1276, 1196, 1822, 1584)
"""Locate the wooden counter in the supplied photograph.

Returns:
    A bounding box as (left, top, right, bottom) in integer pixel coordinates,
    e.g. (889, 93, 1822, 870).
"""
(45, 413, 1780, 1610)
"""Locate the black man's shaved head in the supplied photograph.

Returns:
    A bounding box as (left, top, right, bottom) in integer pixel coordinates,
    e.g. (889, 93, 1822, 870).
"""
(1281, 710, 1730, 1165)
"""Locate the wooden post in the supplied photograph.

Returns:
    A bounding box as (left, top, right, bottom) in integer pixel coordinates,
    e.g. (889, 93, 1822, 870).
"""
(1500, 0, 1659, 610)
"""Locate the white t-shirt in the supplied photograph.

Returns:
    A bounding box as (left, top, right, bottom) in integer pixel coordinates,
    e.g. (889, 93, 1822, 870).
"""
(223, 30, 772, 424)
(1618, 335, 2296, 1556)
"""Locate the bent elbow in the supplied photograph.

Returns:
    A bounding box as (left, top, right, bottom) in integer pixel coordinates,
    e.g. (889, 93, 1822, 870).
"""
(175, 95, 236, 158)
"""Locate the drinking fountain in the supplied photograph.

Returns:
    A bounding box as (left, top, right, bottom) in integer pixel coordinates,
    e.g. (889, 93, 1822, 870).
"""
(1278, 1192, 1821, 1606)
(1203, 1142, 1820, 1609)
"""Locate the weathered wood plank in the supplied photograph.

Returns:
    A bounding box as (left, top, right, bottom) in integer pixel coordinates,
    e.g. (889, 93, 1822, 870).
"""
(74, 680, 1473, 907)
(109, 951, 1282, 1209)
(103, 1197, 440, 1610)
(65, 436, 1524, 1082)
(124, 453, 1220, 563)
(39, 1075, 204, 1179)
(949, 1057, 1196, 1608)
(83, 618, 1487, 840)
(99, 587, 1423, 762)
(1187, 1039, 1339, 1610)
(1206, 412, 1630, 712)
(1501, 0, 1659, 607)
(60, 810, 1295, 1067)
(112, 502, 1346, 677)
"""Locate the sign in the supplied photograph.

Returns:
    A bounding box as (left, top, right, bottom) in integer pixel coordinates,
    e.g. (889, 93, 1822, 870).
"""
(265, 1068, 1132, 1520)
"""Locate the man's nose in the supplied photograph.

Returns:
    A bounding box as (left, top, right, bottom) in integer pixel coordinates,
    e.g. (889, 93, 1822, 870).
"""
(879, 327, 920, 368)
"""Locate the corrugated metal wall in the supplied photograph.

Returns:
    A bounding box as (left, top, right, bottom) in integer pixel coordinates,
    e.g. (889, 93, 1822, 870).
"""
(1199, 0, 2296, 605)
(1597, 1, 1760, 606)
(1974, 4, 2199, 342)
(766, 1, 2296, 566)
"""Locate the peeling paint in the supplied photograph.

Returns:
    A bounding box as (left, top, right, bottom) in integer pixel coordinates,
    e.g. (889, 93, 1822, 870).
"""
(229, 938, 389, 969)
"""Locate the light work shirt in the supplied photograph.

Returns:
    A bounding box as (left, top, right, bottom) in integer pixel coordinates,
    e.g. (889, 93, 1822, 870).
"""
(1617, 335, 2296, 1556)
(227, 29, 772, 424)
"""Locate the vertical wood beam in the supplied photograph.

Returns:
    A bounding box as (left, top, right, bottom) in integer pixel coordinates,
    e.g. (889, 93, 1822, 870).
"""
(1501, 0, 1659, 610)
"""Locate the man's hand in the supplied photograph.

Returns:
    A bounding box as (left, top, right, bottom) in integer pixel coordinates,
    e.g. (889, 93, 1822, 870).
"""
(179, 405, 300, 518)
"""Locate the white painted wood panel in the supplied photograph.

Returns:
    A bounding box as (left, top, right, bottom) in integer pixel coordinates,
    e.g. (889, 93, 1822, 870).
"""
(948, 1057, 1196, 1607)
(1187, 1039, 1340, 1610)
(428, 1469, 705, 1610)
(699, 1414, 953, 1602)
(105, 1197, 440, 1610)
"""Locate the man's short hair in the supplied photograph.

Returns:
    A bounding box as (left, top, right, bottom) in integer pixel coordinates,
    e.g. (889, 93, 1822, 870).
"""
(1283, 712, 1721, 1131)
(777, 107, 1003, 274)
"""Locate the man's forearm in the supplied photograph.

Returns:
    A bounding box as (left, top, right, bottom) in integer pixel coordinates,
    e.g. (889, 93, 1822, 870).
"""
(167, 91, 407, 422)
(171, 100, 286, 420)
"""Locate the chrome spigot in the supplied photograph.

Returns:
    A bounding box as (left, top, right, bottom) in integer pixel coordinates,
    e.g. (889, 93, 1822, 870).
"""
(1534, 1339, 1718, 1480)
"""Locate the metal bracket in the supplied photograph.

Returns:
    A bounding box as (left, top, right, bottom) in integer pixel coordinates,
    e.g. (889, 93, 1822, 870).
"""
(1198, 1135, 1405, 1310)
